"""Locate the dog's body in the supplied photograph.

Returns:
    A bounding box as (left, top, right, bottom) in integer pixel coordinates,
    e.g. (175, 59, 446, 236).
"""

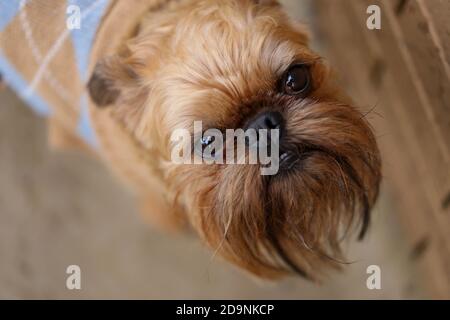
(1, 0, 381, 280)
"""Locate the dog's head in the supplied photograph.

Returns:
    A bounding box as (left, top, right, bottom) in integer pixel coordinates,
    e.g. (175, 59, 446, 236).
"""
(89, 0, 381, 280)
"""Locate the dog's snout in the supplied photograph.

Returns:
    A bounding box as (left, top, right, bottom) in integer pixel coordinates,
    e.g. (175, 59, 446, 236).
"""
(244, 111, 284, 135)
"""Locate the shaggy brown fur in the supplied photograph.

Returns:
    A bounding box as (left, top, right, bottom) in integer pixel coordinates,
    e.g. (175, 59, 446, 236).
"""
(88, 0, 381, 280)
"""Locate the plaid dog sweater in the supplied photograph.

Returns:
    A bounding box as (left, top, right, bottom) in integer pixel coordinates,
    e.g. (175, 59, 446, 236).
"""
(0, 0, 167, 148)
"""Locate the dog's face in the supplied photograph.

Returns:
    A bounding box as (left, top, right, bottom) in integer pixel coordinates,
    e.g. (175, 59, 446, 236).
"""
(89, 0, 381, 280)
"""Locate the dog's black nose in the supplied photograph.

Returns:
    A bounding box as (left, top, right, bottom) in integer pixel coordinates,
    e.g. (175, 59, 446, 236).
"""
(244, 111, 284, 134)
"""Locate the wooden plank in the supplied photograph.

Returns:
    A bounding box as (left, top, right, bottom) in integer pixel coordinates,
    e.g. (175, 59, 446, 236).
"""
(384, 0, 450, 156)
(418, 0, 450, 65)
(344, 0, 450, 226)
(314, 0, 450, 298)
(353, 0, 450, 187)
(351, 0, 450, 279)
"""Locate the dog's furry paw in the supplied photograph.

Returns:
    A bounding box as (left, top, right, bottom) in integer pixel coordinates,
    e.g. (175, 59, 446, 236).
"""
(139, 193, 189, 234)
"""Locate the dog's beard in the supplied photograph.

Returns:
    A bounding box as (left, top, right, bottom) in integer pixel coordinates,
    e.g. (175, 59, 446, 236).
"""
(166, 96, 381, 280)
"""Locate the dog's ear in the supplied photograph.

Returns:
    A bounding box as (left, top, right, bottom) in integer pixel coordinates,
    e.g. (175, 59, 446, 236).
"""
(88, 55, 150, 133)
(88, 56, 139, 108)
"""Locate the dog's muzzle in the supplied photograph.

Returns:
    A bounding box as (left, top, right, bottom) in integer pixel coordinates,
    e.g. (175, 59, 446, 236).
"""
(244, 110, 300, 171)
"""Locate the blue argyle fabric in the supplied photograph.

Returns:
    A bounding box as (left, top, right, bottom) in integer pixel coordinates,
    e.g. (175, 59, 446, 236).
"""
(0, 0, 111, 147)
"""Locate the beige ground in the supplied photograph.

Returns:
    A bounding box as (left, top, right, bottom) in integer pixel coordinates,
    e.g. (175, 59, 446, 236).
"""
(0, 0, 426, 299)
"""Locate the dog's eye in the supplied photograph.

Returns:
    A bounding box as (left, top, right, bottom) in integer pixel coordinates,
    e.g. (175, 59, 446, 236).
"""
(282, 65, 311, 96)
(201, 136, 214, 148)
(200, 136, 217, 157)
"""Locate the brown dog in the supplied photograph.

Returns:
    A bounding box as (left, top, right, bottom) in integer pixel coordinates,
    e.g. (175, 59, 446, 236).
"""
(86, 0, 381, 280)
(0, 0, 380, 280)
